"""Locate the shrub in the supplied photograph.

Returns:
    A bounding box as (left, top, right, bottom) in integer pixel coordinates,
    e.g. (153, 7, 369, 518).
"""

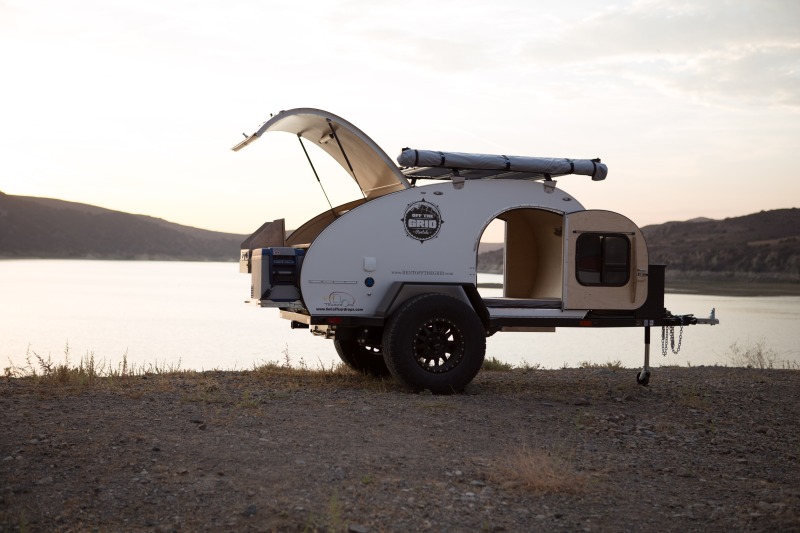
(726, 338, 783, 369)
(482, 356, 514, 371)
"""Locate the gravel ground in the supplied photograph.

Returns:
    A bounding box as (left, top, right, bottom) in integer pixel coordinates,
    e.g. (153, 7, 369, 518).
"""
(1, 366, 799, 532)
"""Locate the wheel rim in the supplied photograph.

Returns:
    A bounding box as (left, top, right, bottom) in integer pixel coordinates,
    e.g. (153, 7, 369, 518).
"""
(335, 337, 391, 377)
(360, 343, 381, 356)
(412, 318, 465, 373)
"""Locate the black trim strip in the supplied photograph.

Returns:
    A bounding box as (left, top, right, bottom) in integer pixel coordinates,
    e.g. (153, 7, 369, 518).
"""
(591, 158, 601, 179)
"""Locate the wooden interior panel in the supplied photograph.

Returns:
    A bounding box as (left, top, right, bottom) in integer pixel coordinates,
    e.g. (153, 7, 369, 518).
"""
(502, 209, 563, 299)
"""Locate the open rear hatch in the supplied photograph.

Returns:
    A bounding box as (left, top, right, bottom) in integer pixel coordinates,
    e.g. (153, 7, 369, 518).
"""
(235, 108, 411, 276)
(233, 107, 410, 199)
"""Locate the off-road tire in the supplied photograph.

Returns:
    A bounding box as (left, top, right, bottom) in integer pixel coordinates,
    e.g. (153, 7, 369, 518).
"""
(382, 293, 486, 394)
(334, 339, 391, 377)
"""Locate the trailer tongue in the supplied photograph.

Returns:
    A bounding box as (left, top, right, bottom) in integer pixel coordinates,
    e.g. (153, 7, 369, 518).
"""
(233, 108, 719, 393)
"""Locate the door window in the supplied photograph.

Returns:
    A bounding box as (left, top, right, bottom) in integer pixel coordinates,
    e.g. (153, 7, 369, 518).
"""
(575, 233, 630, 286)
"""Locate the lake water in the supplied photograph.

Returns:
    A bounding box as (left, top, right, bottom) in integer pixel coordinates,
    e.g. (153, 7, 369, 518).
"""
(1, 260, 798, 372)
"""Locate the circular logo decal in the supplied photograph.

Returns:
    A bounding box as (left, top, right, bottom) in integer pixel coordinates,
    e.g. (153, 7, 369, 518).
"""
(402, 200, 443, 242)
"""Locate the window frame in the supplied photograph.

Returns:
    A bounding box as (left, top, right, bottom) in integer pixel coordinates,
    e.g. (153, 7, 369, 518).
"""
(575, 232, 632, 287)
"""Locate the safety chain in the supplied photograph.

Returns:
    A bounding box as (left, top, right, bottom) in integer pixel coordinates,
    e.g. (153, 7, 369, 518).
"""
(662, 317, 684, 356)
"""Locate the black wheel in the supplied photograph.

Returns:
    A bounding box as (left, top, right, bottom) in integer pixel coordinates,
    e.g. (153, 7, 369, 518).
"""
(334, 338, 391, 377)
(636, 370, 651, 386)
(382, 293, 486, 394)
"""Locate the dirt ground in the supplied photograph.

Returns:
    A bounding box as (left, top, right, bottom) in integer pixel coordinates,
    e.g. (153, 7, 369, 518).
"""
(1, 366, 799, 532)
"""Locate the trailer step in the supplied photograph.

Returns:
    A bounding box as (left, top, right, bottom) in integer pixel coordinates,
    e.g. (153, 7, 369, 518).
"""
(483, 297, 562, 310)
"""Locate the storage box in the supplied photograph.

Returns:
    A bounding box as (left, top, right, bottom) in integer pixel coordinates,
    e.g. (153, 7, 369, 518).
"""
(251, 247, 305, 303)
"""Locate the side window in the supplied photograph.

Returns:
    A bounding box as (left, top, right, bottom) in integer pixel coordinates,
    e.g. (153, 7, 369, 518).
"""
(575, 233, 631, 286)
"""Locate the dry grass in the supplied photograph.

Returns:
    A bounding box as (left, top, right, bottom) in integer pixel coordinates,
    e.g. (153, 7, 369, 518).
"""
(578, 359, 624, 370)
(726, 338, 798, 370)
(489, 446, 586, 493)
(4, 343, 185, 388)
(675, 386, 710, 410)
(482, 356, 514, 371)
(3, 343, 396, 395)
(481, 357, 543, 372)
(251, 359, 394, 392)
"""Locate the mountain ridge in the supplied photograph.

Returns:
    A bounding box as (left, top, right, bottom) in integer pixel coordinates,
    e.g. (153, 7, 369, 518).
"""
(477, 208, 800, 288)
(641, 208, 799, 283)
(2, 193, 798, 289)
(0, 192, 245, 261)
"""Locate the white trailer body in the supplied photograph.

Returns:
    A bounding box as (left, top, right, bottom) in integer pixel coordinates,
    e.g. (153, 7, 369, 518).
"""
(234, 108, 717, 393)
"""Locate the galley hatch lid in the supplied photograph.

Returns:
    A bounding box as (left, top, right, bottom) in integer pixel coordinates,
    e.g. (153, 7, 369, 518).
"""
(233, 108, 410, 199)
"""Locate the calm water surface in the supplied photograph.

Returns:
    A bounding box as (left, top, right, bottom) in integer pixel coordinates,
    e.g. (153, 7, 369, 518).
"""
(1, 261, 798, 371)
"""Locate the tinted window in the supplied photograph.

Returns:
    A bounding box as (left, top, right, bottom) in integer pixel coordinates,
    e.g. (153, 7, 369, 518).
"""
(576, 234, 631, 286)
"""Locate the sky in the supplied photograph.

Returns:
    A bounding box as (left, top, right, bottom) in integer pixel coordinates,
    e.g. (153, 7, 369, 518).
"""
(1, 0, 798, 241)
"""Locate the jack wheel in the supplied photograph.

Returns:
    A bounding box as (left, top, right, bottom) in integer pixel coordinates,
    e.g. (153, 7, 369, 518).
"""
(636, 370, 651, 386)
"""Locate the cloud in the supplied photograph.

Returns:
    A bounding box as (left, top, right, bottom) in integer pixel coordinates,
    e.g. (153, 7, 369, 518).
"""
(653, 44, 800, 108)
(519, 0, 800, 109)
(302, 0, 799, 109)
(320, 0, 533, 74)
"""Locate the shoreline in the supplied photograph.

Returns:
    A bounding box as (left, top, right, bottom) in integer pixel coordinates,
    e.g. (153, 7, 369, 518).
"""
(3, 259, 796, 297)
(664, 280, 800, 297)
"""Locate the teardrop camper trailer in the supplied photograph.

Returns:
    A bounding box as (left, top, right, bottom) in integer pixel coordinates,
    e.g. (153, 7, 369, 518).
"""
(234, 108, 718, 393)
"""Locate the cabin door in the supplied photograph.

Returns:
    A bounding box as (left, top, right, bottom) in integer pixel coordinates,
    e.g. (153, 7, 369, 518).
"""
(562, 210, 649, 310)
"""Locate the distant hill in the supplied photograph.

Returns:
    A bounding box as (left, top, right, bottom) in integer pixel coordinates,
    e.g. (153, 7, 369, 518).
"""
(642, 208, 800, 284)
(478, 208, 800, 286)
(0, 192, 245, 261)
(3, 192, 798, 287)
(477, 248, 504, 274)
(477, 242, 504, 254)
